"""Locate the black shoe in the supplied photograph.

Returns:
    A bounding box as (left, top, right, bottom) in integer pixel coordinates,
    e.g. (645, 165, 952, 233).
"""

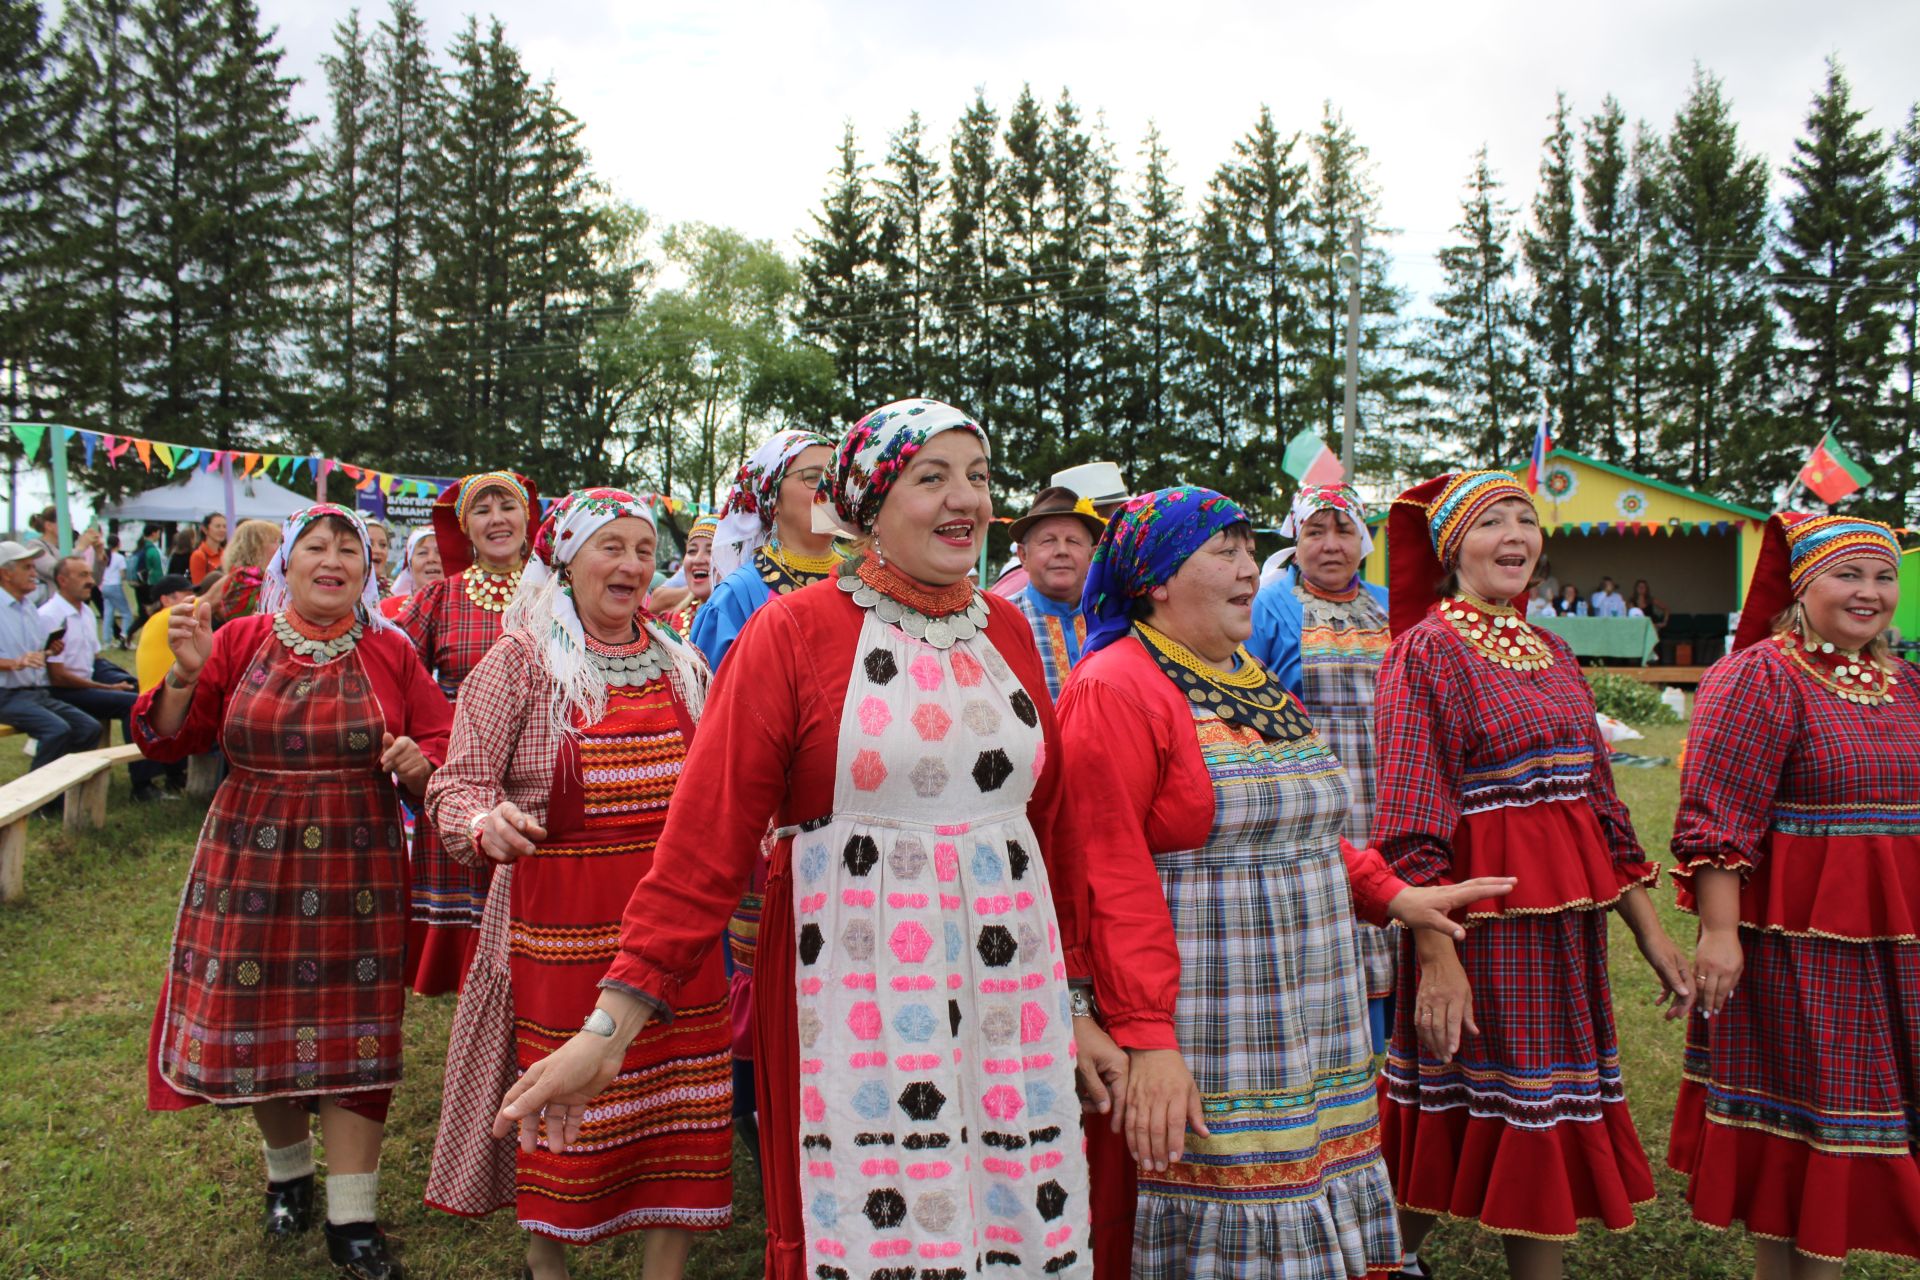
(324, 1221, 403, 1279)
(262, 1173, 314, 1240)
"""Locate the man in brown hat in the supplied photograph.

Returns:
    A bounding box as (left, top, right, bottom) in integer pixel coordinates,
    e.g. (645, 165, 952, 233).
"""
(1007, 485, 1105, 700)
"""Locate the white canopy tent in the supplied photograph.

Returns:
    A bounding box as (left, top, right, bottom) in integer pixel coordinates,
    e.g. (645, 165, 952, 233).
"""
(94, 468, 316, 525)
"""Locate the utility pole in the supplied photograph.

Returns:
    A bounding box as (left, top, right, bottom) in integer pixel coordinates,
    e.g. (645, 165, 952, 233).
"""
(1340, 221, 1362, 480)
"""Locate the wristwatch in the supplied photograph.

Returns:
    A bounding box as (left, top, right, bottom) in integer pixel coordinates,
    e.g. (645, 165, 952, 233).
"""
(1069, 987, 1097, 1020)
(580, 1008, 616, 1037)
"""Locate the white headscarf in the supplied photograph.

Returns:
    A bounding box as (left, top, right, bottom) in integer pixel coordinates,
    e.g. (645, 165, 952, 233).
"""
(390, 527, 435, 597)
(505, 487, 709, 736)
(710, 427, 834, 582)
(1262, 484, 1375, 589)
(259, 503, 396, 632)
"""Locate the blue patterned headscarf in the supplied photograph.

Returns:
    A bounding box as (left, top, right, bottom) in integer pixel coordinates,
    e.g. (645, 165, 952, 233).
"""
(1079, 485, 1249, 656)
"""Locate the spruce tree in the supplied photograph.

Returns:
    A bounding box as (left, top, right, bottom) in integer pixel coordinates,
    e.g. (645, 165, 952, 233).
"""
(1523, 93, 1583, 450)
(1041, 89, 1094, 464)
(0, 0, 58, 423)
(1621, 121, 1664, 469)
(1651, 67, 1775, 496)
(365, 0, 437, 449)
(1127, 123, 1194, 488)
(1418, 147, 1529, 464)
(994, 85, 1049, 476)
(1775, 58, 1897, 517)
(1889, 103, 1920, 521)
(1577, 97, 1630, 462)
(1075, 120, 1133, 465)
(875, 111, 942, 398)
(310, 8, 379, 456)
(938, 93, 1002, 433)
(798, 122, 880, 421)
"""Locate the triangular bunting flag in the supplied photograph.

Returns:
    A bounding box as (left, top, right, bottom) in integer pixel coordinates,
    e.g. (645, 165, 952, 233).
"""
(176, 447, 199, 471)
(155, 442, 176, 470)
(105, 435, 128, 463)
(244, 452, 261, 476)
(134, 439, 153, 470)
(378, 473, 396, 495)
(81, 432, 97, 467)
(10, 422, 46, 461)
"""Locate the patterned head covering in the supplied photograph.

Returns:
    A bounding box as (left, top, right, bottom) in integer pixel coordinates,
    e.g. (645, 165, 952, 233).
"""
(1732, 511, 1902, 651)
(260, 503, 394, 632)
(431, 470, 539, 577)
(710, 428, 835, 582)
(1263, 484, 1375, 587)
(821, 399, 987, 537)
(507, 487, 709, 734)
(1080, 485, 1249, 657)
(1385, 471, 1536, 636)
(687, 513, 719, 544)
(390, 527, 436, 597)
(1424, 470, 1533, 571)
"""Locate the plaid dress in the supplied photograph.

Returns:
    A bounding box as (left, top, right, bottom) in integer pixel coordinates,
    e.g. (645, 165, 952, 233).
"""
(1372, 613, 1658, 1239)
(136, 619, 448, 1117)
(1667, 638, 1920, 1261)
(1293, 580, 1395, 1002)
(395, 570, 513, 994)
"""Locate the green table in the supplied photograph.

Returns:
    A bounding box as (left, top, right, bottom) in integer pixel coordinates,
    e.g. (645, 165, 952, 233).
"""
(1533, 615, 1658, 664)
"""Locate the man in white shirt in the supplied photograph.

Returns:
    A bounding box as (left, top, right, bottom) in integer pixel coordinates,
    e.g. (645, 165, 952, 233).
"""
(1589, 575, 1627, 618)
(41, 556, 167, 799)
(0, 542, 101, 775)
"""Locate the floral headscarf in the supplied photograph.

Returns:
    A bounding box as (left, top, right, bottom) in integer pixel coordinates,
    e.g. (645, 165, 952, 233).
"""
(821, 399, 987, 537)
(507, 487, 709, 734)
(1262, 483, 1375, 588)
(711, 428, 835, 582)
(1080, 485, 1249, 656)
(259, 503, 394, 632)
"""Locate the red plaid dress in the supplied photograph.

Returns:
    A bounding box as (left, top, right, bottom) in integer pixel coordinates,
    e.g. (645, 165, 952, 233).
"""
(1372, 614, 1659, 1239)
(134, 615, 450, 1116)
(1667, 637, 1920, 1261)
(395, 570, 513, 994)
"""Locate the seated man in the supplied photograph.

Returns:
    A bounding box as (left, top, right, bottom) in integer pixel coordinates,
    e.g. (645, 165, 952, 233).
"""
(41, 556, 169, 801)
(0, 541, 101, 777)
(1590, 574, 1627, 618)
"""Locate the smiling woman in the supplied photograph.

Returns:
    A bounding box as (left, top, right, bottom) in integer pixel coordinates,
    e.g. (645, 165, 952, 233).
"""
(392, 470, 541, 996)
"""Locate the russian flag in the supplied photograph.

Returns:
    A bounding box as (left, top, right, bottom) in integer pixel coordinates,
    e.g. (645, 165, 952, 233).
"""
(1525, 402, 1552, 493)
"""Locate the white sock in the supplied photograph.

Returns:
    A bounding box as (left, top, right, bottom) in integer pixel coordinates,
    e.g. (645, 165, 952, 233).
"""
(1399, 1254, 1429, 1278)
(325, 1170, 379, 1226)
(262, 1137, 314, 1184)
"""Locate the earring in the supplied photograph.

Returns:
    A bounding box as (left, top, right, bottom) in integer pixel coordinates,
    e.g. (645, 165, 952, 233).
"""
(872, 534, 886, 567)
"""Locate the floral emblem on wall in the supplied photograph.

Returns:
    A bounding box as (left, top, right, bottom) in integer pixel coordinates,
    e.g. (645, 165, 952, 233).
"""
(1542, 464, 1577, 501)
(1615, 489, 1649, 519)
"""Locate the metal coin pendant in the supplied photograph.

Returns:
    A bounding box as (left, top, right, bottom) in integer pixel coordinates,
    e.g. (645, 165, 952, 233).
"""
(924, 618, 954, 649)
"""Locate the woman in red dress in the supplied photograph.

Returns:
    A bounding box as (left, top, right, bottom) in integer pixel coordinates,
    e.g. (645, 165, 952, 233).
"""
(135, 504, 450, 1280)
(424, 488, 731, 1280)
(393, 471, 539, 994)
(1373, 471, 1693, 1279)
(487, 399, 1124, 1280)
(1669, 513, 1920, 1276)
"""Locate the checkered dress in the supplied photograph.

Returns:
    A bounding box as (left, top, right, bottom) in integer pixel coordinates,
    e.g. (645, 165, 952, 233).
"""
(394, 571, 511, 991)
(1667, 638, 1920, 1260)
(1372, 614, 1658, 1237)
(1294, 581, 1395, 1000)
(1133, 707, 1400, 1280)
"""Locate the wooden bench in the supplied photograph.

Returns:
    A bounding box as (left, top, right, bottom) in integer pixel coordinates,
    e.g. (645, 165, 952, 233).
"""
(0, 742, 146, 903)
(1582, 664, 1709, 687)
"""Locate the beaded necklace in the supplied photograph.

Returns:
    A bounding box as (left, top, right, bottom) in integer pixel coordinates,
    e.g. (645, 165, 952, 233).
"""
(1440, 591, 1554, 671)
(586, 630, 668, 687)
(1135, 621, 1312, 742)
(273, 609, 362, 663)
(1301, 579, 1361, 604)
(1775, 630, 1899, 707)
(463, 564, 522, 613)
(839, 556, 990, 649)
(757, 545, 838, 595)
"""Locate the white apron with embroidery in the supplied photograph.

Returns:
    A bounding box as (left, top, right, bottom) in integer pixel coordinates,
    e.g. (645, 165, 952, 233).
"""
(793, 606, 1091, 1279)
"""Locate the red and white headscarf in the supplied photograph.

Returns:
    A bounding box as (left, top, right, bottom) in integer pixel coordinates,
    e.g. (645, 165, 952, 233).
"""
(506, 487, 707, 733)
(1262, 483, 1375, 587)
(710, 428, 835, 582)
(260, 503, 395, 632)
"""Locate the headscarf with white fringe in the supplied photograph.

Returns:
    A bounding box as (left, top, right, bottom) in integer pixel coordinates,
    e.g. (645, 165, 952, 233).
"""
(259, 503, 396, 632)
(505, 487, 708, 735)
(710, 428, 835, 583)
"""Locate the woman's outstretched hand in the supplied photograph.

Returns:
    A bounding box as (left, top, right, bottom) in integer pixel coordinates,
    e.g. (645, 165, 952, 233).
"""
(1386, 877, 1517, 940)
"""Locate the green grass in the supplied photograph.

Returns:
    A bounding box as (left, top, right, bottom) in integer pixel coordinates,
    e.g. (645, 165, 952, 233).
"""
(0, 716, 1911, 1276)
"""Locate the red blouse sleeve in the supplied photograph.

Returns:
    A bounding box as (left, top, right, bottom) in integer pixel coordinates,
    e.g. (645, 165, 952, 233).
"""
(422, 634, 539, 866)
(1671, 645, 1795, 880)
(374, 628, 452, 766)
(1372, 625, 1470, 887)
(601, 601, 809, 1007)
(982, 594, 1083, 979)
(1053, 669, 1186, 1052)
(393, 576, 443, 662)
(131, 615, 266, 762)
(1341, 840, 1407, 928)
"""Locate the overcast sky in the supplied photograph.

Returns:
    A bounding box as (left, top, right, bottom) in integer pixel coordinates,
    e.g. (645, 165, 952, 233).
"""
(260, 0, 1919, 306)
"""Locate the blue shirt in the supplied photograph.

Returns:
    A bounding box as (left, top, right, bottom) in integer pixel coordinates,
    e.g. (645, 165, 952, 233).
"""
(0, 589, 51, 689)
(1245, 569, 1388, 702)
(1009, 585, 1085, 701)
(689, 563, 775, 675)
